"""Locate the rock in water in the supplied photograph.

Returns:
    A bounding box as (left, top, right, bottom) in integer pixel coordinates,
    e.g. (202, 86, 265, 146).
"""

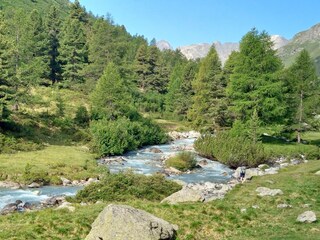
(85, 204, 178, 240)
(296, 211, 317, 223)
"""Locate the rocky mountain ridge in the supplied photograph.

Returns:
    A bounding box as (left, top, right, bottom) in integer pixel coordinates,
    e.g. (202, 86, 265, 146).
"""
(157, 35, 289, 65)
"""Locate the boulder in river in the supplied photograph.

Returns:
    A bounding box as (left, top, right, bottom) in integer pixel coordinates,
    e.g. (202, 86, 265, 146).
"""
(147, 147, 163, 153)
(0, 200, 22, 215)
(28, 182, 41, 188)
(85, 204, 178, 240)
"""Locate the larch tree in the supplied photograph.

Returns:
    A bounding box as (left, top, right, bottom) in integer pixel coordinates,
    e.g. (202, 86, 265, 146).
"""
(287, 49, 318, 143)
(227, 29, 286, 125)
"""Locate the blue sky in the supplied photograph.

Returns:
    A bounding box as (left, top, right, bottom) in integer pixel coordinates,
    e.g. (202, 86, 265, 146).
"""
(78, 0, 320, 48)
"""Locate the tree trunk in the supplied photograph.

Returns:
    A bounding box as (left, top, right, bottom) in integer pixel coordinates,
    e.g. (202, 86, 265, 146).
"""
(297, 91, 303, 144)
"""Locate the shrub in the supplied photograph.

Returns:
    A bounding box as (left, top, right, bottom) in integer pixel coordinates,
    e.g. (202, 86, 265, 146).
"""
(73, 171, 182, 202)
(195, 131, 267, 168)
(90, 117, 168, 156)
(74, 106, 90, 127)
(165, 152, 197, 171)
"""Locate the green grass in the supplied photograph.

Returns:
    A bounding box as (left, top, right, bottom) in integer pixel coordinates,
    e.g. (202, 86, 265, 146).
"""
(154, 118, 192, 132)
(165, 152, 197, 171)
(0, 145, 102, 184)
(262, 132, 320, 160)
(0, 160, 319, 239)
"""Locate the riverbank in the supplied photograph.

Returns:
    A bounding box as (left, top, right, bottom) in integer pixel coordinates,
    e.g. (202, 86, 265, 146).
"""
(0, 145, 102, 185)
(0, 159, 318, 239)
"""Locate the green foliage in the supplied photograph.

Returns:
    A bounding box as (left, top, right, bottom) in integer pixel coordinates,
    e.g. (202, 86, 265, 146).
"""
(74, 171, 182, 202)
(195, 131, 267, 168)
(286, 49, 319, 142)
(74, 105, 90, 127)
(165, 152, 197, 171)
(188, 46, 227, 131)
(227, 29, 286, 125)
(90, 117, 168, 156)
(90, 62, 134, 120)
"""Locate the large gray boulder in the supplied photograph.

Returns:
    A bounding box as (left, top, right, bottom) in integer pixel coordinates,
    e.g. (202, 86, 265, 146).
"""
(161, 187, 203, 204)
(296, 211, 317, 223)
(256, 187, 283, 196)
(85, 204, 177, 240)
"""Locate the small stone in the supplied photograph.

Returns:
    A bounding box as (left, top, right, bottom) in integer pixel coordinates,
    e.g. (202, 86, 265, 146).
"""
(315, 170, 320, 176)
(28, 182, 41, 188)
(302, 204, 312, 208)
(240, 208, 247, 213)
(252, 205, 260, 209)
(296, 211, 317, 223)
(277, 203, 292, 209)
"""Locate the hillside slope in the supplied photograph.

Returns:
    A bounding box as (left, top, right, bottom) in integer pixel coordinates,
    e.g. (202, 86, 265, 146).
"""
(0, 0, 69, 14)
(278, 23, 320, 74)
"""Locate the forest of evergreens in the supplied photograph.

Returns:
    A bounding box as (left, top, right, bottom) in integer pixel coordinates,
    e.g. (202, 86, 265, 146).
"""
(0, 0, 319, 165)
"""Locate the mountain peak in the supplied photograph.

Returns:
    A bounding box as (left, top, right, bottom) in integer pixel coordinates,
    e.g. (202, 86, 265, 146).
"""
(156, 40, 173, 51)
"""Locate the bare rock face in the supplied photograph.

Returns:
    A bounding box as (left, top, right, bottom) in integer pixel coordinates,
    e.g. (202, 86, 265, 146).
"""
(85, 204, 178, 240)
(270, 35, 289, 50)
(156, 40, 173, 51)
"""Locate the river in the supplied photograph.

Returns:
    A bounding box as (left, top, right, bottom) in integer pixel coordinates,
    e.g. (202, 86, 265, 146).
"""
(0, 137, 232, 210)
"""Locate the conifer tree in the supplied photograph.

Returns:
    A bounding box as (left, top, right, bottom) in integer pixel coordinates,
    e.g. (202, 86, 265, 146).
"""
(188, 46, 226, 131)
(287, 49, 318, 143)
(0, 11, 14, 119)
(134, 44, 149, 91)
(46, 5, 62, 84)
(90, 62, 132, 120)
(21, 9, 49, 85)
(59, 18, 87, 84)
(227, 29, 285, 125)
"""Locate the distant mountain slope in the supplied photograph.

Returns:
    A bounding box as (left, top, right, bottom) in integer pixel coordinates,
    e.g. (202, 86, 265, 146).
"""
(0, 0, 70, 15)
(278, 23, 320, 74)
(156, 40, 173, 51)
(177, 35, 288, 65)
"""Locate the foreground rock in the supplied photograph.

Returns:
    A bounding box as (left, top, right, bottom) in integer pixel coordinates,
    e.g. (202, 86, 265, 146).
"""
(85, 204, 177, 240)
(296, 211, 317, 223)
(256, 187, 283, 197)
(315, 170, 320, 175)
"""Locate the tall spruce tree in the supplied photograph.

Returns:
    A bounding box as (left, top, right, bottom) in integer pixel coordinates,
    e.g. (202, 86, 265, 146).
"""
(134, 44, 149, 91)
(46, 5, 62, 84)
(227, 29, 286, 125)
(188, 46, 226, 131)
(0, 11, 14, 120)
(287, 50, 318, 143)
(59, 0, 88, 84)
(21, 10, 49, 85)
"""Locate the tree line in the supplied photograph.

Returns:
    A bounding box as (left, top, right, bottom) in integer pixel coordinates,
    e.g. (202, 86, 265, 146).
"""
(1, 0, 319, 156)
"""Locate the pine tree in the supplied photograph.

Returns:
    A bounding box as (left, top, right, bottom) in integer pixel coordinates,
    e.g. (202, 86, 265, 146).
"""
(188, 46, 226, 131)
(59, 18, 87, 84)
(134, 44, 149, 91)
(0, 11, 14, 120)
(287, 50, 318, 143)
(46, 5, 62, 84)
(21, 9, 49, 85)
(227, 29, 286, 125)
(90, 62, 133, 120)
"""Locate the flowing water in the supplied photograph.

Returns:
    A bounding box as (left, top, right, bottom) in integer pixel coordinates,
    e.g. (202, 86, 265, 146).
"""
(0, 138, 233, 210)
